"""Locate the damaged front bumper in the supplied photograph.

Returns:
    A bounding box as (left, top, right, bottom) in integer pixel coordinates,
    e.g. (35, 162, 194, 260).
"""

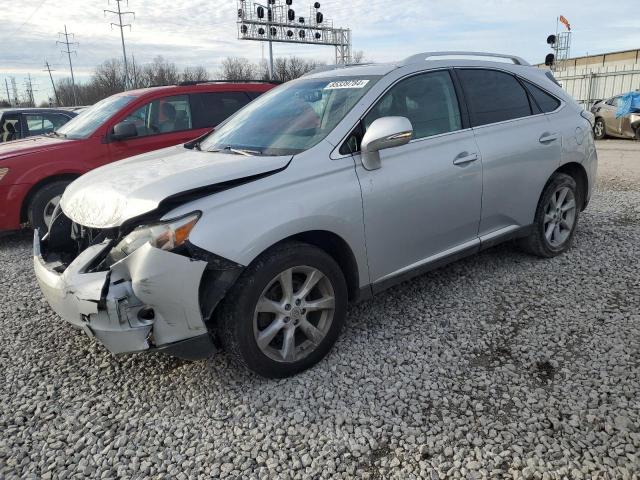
(33, 231, 218, 358)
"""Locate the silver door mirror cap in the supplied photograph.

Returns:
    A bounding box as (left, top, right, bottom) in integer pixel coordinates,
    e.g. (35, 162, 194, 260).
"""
(361, 116, 413, 170)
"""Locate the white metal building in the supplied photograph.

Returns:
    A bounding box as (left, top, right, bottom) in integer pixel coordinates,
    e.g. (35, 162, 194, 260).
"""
(537, 48, 640, 107)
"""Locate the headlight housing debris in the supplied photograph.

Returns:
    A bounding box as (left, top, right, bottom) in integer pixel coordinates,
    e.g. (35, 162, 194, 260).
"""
(106, 212, 200, 265)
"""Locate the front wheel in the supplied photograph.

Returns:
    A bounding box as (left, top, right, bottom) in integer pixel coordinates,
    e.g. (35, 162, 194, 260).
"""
(593, 118, 606, 140)
(217, 242, 348, 378)
(28, 180, 70, 235)
(519, 173, 580, 258)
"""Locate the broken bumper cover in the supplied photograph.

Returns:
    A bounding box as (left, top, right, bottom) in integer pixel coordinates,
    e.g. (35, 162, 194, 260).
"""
(33, 231, 216, 358)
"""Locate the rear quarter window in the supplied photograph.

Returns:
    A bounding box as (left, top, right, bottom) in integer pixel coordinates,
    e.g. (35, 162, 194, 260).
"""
(524, 81, 561, 113)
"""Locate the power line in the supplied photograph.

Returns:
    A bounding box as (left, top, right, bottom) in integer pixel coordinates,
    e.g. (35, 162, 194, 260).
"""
(57, 25, 79, 106)
(43, 61, 60, 106)
(0, 0, 48, 44)
(104, 0, 135, 90)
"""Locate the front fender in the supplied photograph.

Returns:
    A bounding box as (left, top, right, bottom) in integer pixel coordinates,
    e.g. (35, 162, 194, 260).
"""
(165, 154, 370, 289)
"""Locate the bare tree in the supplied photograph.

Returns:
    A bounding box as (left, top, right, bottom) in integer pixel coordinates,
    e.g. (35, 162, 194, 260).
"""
(272, 56, 325, 82)
(181, 66, 209, 83)
(351, 50, 367, 64)
(141, 56, 180, 86)
(93, 58, 127, 95)
(220, 57, 257, 81)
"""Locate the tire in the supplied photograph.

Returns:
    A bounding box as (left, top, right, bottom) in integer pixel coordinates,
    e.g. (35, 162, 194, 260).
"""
(519, 173, 580, 258)
(216, 241, 348, 378)
(593, 118, 606, 140)
(28, 180, 70, 235)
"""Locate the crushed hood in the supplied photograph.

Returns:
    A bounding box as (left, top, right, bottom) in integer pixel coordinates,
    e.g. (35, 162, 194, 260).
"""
(0, 135, 73, 162)
(61, 145, 291, 228)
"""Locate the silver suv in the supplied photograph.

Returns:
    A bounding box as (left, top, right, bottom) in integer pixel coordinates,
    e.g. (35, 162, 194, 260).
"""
(34, 52, 598, 378)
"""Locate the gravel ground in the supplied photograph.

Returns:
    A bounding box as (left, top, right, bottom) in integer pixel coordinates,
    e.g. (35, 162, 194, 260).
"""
(1, 141, 639, 479)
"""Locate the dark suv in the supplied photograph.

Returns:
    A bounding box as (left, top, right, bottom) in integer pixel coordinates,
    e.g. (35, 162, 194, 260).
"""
(0, 108, 77, 142)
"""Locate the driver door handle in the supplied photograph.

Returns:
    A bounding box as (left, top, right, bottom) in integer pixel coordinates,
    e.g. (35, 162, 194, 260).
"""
(453, 152, 479, 166)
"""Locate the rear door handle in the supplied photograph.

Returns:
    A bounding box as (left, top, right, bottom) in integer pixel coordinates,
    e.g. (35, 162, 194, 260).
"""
(539, 132, 559, 143)
(453, 152, 479, 166)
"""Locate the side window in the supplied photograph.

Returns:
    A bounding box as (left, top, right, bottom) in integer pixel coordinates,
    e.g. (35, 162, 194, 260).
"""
(523, 81, 561, 113)
(120, 95, 192, 138)
(457, 69, 532, 126)
(363, 70, 462, 140)
(606, 97, 620, 107)
(246, 91, 265, 100)
(0, 116, 22, 142)
(24, 114, 55, 135)
(43, 113, 71, 129)
(190, 92, 252, 129)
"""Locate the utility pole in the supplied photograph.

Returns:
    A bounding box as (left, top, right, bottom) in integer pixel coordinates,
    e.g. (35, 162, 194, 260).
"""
(57, 25, 78, 106)
(104, 0, 135, 90)
(24, 74, 37, 107)
(43, 61, 60, 106)
(4, 79, 11, 106)
(10, 78, 18, 106)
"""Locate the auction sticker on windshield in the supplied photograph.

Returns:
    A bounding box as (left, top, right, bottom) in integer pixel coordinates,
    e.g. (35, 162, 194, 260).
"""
(325, 80, 370, 89)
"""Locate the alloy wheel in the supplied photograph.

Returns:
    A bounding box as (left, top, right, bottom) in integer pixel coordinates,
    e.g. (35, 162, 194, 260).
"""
(543, 186, 576, 247)
(253, 266, 335, 363)
(594, 120, 604, 138)
(43, 195, 62, 229)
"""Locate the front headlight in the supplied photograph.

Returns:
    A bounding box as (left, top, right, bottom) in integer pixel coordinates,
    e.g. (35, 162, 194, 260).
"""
(107, 212, 200, 265)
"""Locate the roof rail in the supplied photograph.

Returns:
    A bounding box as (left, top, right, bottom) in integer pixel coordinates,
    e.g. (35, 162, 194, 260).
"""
(402, 51, 530, 66)
(176, 79, 280, 86)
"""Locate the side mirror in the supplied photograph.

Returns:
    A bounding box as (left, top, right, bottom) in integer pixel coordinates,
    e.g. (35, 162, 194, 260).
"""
(111, 122, 138, 141)
(360, 116, 413, 170)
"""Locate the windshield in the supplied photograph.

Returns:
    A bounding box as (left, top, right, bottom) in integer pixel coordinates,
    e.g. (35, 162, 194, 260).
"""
(200, 76, 380, 155)
(56, 95, 136, 139)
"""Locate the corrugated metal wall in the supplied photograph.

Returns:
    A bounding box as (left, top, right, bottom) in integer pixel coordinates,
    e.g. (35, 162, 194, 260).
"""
(554, 64, 640, 107)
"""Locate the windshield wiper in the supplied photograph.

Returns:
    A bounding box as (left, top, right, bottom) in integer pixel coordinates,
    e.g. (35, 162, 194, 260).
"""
(46, 131, 66, 138)
(208, 145, 262, 156)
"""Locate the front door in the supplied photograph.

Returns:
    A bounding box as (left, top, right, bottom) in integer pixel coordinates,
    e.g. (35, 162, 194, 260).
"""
(108, 94, 200, 161)
(354, 70, 483, 285)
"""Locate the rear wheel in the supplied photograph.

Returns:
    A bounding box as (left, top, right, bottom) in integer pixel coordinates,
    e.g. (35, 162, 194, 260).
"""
(519, 173, 579, 258)
(217, 242, 348, 378)
(28, 180, 70, 235)
(593, 118, 606, 140)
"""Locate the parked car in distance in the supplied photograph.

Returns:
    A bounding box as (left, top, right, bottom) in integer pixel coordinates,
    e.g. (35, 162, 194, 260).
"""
(0, 81, 275, 233)
(0, 108, 77, 143)
(591, 94, 640, 140)
(35, 51, 597, 378)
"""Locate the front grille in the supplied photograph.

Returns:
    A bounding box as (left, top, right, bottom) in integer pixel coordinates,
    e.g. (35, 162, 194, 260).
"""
(43, 210, 117, 270)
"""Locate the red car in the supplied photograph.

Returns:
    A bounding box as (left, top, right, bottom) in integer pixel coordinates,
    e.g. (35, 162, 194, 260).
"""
(0, 81, 275, 233)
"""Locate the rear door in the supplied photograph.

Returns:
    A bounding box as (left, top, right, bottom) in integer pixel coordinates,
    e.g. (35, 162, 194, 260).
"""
(189, 91, 253, 131)
(455, 68, 561, 237)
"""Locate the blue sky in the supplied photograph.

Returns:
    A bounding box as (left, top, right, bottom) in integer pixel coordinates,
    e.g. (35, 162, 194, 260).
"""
(1, 0, 638, 103)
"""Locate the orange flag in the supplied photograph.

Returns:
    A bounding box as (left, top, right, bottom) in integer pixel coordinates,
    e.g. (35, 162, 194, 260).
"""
(559, 15, 571, 31)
